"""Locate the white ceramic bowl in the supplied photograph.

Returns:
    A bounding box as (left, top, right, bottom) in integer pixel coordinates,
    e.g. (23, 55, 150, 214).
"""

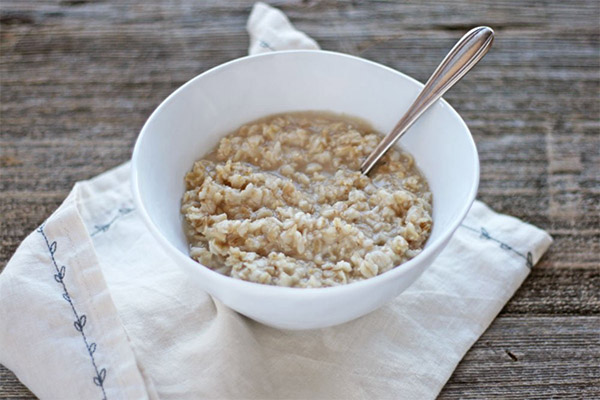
(131, 50, 479, 330)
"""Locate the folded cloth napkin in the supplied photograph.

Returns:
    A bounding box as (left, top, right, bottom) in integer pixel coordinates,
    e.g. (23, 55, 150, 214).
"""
(0, 3, 552, 399)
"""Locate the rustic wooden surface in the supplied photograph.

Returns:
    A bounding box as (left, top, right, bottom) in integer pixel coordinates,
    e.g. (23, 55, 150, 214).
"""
(1, 0, 598, 398)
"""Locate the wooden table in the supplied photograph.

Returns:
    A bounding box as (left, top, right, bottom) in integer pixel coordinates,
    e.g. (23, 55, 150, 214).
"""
(1, 0, 598, 398)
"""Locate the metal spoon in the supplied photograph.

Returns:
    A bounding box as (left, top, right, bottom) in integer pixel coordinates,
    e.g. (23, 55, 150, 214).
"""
(360, 26, 494, 175)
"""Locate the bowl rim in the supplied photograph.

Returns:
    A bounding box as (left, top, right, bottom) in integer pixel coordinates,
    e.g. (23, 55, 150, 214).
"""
(131, 49, 480, 298)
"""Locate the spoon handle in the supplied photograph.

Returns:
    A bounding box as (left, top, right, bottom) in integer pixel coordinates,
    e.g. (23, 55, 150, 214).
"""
(360, 26, 494, 175)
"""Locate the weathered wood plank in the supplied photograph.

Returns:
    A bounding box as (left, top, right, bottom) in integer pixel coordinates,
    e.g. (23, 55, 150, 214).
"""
(1, 0, 598, 398)
(0, 364, 35, 398)
(439, 316, 600, 399)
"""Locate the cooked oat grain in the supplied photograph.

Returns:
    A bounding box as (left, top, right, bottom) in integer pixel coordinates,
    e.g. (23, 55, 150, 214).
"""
(181, 112, 432, 288)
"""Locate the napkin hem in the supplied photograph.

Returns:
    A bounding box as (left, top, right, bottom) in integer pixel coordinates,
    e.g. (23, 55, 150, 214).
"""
(0, 177, 156, 400)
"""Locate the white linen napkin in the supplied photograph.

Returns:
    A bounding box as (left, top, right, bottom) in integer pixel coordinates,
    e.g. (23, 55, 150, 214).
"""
(0, 3, 552, 399)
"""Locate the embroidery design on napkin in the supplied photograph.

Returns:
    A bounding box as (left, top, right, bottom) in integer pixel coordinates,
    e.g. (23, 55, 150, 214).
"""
(259, 40, 275, 51)
(460, 224, 534, 268)
(90, 206, 135, 237)
(37, 224, 108, 400)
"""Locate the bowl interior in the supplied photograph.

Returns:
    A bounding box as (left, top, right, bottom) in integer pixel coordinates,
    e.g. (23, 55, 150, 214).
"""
(133, 50, 478, 272)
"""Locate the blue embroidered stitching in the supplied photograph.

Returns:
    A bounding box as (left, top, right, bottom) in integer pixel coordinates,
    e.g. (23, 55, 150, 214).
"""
(259, 40, 275, 51)
(460, 224, 534, 268)
(37, 224, 108, 400)
(90, 207, 134, 237)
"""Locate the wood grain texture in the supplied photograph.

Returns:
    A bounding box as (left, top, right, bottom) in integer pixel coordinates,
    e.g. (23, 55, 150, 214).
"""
(1, 0, 598, 398)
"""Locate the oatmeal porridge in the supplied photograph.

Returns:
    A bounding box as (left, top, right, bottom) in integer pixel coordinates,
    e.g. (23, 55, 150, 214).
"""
(181, 112, 432, 288)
